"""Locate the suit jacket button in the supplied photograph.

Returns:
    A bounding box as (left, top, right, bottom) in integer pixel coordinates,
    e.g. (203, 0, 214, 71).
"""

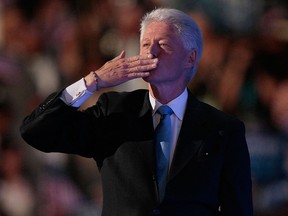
(153, 208, 160, 215)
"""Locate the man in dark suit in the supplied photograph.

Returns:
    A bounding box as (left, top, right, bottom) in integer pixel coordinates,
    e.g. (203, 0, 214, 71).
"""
(20, 8, 253, 216)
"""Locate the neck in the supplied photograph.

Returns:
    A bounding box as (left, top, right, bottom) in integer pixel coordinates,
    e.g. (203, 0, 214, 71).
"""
(148, 84, 186, 104)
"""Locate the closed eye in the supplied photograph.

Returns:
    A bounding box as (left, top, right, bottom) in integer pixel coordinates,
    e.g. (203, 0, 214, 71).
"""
(141, 42, 150, 48)
(159, 42, 172, 52)
(159, 43, 168, 47)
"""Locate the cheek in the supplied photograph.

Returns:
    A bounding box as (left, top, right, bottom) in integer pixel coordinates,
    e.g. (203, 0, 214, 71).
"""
(164, 55, 185, 68)
(139, 48, 145, 55)
(139, 46, 149, 55)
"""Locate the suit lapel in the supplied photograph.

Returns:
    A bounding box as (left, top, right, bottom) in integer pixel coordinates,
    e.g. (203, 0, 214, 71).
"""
(136, 140, 155, 172)
(168, 92, 208, 181)
(133, 91, 155, 173)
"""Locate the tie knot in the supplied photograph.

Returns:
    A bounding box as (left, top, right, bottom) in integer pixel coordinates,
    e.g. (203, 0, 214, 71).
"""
(157, 105, 173, 116)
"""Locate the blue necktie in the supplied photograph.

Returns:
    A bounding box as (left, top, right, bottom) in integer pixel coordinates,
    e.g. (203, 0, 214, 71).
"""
(155, 105, 173, 201)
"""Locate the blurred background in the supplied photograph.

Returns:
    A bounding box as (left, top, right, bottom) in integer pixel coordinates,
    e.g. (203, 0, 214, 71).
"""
(0, 0, 288, 215)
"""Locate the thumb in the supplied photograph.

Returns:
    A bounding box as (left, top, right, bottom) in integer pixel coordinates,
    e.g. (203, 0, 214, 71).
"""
(114, 50, 126, 60)
(119, 50, 126, 58)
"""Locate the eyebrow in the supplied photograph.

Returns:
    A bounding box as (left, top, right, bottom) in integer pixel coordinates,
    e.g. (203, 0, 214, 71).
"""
(141, 36, 172, 42)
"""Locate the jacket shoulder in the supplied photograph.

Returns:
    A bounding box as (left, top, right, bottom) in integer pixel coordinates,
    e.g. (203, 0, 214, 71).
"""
(95, 89, 149, 114)
(189, 93, 244, 129)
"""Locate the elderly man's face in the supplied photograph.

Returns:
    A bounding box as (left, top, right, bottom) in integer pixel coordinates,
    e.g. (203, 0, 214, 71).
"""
(140, 21, 192, 86)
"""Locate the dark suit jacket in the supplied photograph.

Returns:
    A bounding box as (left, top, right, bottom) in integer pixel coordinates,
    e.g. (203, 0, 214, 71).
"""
(20, 89, 253, 216)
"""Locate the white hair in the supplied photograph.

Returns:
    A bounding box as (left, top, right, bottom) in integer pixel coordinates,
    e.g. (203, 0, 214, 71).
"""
(140, 8, 203, 77)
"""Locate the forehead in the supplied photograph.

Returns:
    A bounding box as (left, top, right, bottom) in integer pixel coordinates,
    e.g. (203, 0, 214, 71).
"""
(142, 21, 179, 39)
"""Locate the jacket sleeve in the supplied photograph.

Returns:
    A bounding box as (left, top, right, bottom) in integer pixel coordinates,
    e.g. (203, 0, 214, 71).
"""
(20, 90, 105, 158)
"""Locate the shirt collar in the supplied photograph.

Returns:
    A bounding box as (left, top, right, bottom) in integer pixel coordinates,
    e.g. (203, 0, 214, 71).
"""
(149, 88, 188, 121)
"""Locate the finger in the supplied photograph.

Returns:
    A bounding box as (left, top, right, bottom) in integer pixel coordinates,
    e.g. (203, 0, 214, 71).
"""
(126, 62, 157, 74)
(119, 50, 126, 58)
(126, 53, 154, 62)
(113, 50, 126, 60)
(127, 58, 158, 70)
(127, 71, 150, 78)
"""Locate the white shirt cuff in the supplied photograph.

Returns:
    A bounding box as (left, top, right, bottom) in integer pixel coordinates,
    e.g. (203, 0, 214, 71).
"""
(60, 78, 93, 107)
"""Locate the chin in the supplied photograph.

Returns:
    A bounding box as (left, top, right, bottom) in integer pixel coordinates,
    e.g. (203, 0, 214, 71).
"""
(142, 76, 150, 82)
(142, 75, 157, 84)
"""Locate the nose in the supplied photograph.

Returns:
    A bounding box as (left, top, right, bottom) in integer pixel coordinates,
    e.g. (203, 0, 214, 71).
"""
(147, 41, 159, 58)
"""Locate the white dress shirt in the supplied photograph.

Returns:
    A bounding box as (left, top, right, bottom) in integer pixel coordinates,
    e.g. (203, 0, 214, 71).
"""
(60, 78, 93, 107)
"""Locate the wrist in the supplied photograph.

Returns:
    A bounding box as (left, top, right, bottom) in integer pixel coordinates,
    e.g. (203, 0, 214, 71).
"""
(92, 71, 99, 91)
(84, 71, 99, 92)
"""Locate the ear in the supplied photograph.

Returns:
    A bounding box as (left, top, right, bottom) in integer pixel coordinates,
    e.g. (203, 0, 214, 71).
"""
(184, 49, 197, 69)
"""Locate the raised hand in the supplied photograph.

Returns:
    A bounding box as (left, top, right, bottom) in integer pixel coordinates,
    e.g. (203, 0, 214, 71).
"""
(85, 51, 158, 92)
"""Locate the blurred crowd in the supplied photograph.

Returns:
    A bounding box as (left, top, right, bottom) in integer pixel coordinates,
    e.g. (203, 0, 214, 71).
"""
(0, 0, 288, 216)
